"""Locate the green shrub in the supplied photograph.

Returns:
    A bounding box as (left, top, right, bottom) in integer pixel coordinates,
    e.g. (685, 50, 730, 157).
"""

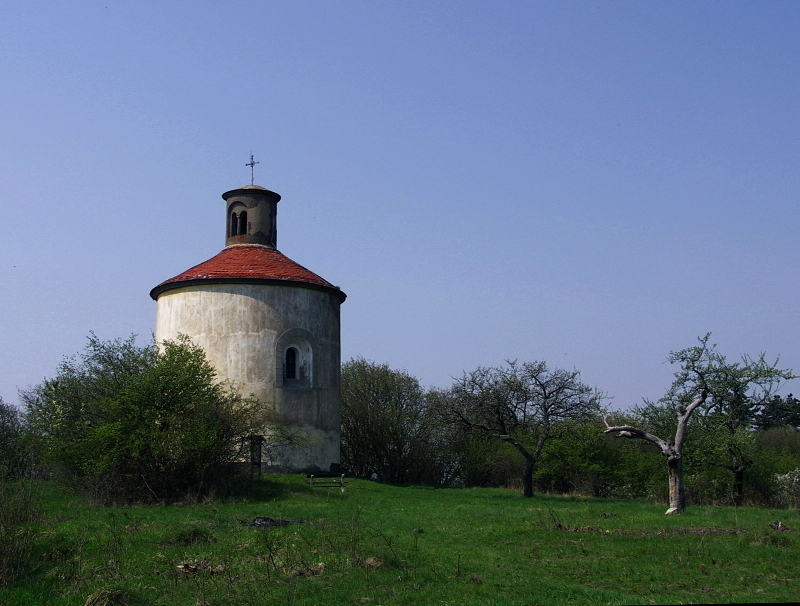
(0, 398, 28, 481)
(0, 400, 38, 587)
(773, 468, 800, 508)
(341, 358, 442, 484)
(22, 334, 270, 503)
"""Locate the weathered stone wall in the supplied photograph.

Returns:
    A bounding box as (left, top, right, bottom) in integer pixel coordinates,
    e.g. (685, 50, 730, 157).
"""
(154, 282, 341, 472)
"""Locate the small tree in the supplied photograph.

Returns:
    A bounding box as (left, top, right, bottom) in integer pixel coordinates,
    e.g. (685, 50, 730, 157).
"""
(604, 335, 794, 513)
(444, 360, 604, 497)
(698, 342, 793, 504)
(23, 334, 271, 503)
(340, 358, 439, 483)
(428, 386, 522, 488)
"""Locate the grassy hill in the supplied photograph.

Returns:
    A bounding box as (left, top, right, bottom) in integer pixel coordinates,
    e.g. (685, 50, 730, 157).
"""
(2, 475, 799, 605)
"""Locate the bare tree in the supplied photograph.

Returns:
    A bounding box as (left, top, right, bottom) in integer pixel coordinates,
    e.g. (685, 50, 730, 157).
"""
(604, 392, 706, 515)
(604, 335, 794, 514)
(444, 361, 604, 497)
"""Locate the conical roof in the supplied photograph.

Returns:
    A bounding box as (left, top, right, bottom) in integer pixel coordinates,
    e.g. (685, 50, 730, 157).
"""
(150, 244, 346, 302)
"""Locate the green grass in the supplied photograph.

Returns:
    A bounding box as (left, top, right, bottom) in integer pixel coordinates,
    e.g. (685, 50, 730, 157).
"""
(2, 476, 799, 605)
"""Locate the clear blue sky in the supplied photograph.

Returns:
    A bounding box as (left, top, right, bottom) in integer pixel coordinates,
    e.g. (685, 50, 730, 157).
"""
(1, 1, 798, 409)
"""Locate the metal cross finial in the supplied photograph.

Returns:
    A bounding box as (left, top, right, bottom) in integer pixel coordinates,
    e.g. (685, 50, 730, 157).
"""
(246, 153, 260, 186)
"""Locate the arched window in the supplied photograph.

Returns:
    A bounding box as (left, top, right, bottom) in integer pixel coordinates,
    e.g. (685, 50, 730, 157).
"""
(230, 211, 238, 237)
(285, 347, 297, 380)
(277, 329, 315, 389)
(238, 211, 248, 236)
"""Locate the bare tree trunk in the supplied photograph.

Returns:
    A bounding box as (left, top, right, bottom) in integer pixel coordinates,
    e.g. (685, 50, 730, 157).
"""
(503, 435, 543, 498)
(665, 456, 685, 514)
(522, 458, 535, 498)
(604, 389, 706, 515)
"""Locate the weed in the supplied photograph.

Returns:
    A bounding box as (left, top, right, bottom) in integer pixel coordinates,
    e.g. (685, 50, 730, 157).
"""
(163, 526, 215, 546)
(0, 478, 40, 586)
(749, 531, 793, 547)
(83, 587, 143, 606)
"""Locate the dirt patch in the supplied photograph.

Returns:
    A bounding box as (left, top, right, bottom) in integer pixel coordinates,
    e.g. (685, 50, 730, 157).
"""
(240, 516, 302, 528)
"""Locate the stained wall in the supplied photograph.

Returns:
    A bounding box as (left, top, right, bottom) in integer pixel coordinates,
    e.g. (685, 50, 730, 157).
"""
(154, 282, 342, 471)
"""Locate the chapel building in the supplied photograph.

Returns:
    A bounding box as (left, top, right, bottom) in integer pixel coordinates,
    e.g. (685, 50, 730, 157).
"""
(149, 184, 346, 472)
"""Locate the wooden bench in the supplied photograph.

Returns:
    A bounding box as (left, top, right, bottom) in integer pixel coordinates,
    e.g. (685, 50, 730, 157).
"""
(307, 473, 347, 492)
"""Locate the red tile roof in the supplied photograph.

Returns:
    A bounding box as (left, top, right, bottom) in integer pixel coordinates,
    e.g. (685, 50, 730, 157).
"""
(150, 245, 345, 302)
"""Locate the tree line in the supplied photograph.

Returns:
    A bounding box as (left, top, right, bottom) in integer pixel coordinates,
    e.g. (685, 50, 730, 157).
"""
(2, 333, 799, 512)
(341, 336, 800, 512)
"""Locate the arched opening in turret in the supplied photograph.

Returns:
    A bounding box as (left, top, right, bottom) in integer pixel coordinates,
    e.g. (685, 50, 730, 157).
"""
(238, 211, 248, 235)
(229, 211, 237, 237)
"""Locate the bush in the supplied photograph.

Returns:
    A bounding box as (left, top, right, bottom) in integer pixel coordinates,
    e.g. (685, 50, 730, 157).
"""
(0, 398, 27, 481)
(22, 334, 270, 503)
(774, 469, 800, 509)
(0, 398, 39, 586)
(341, 358, 441, 484)
(533, 419, 667, 500)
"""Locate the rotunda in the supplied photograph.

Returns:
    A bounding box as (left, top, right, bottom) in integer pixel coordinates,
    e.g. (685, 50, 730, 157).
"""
(150, 185, 346, 472)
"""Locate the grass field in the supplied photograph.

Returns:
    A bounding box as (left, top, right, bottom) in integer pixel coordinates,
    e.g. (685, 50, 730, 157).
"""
(2, 475, 799, 605)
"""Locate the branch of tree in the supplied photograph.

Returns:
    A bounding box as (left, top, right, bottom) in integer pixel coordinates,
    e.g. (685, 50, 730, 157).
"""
(603, 421, 669, 449)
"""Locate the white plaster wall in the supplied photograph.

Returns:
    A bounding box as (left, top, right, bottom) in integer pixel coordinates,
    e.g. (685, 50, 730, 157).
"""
(154, 282, 341, 471)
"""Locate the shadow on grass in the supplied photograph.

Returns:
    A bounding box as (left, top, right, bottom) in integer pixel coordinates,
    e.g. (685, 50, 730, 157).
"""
(236, 474, 316, 502)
